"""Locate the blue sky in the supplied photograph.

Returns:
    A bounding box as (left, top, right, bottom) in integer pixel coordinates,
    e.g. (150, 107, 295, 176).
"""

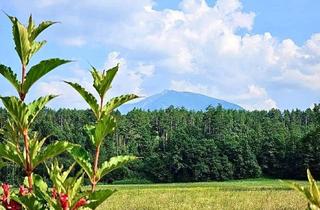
(0, 0, 320, 110)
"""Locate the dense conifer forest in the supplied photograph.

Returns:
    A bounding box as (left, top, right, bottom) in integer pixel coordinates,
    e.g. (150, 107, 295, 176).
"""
(1, 105, 320, 184)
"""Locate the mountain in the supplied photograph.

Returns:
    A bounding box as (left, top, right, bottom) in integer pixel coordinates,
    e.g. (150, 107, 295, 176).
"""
(118, 90, 243, 114)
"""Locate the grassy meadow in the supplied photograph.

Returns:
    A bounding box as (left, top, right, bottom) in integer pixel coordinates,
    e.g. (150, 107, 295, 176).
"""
(97, 179, 307, 210)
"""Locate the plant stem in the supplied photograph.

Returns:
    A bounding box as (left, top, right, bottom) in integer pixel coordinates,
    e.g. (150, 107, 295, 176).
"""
(23, 128, 32, 191)
(91, 144, 101, 192)
(99, 96, 104, 119)
(20, 64, 32, 190)
(20, 64, 26, 101)
(91, 96, 104, 192)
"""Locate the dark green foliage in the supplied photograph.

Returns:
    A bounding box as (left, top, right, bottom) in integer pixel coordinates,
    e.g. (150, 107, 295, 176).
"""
(1, 104, 319, 182)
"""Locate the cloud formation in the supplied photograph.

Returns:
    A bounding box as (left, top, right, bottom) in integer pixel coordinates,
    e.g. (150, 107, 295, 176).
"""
(2, 0, 320, 110)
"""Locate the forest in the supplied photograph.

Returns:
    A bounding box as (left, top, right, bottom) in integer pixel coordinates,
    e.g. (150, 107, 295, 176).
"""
(1, 104, 319, 184)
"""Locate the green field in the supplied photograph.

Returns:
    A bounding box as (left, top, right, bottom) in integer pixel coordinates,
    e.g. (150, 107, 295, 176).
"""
(98, 179, 307, 210)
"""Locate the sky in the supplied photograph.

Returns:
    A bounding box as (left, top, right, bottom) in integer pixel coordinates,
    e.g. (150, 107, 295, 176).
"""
(0, 0, 320, 111)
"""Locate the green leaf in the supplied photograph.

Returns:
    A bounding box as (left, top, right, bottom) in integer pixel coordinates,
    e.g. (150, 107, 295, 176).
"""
(18, 174, 58, 210)
(27, 95, 57, 126)
(103, 94, 139, 115)
(86, 189, 115, 209)
(0, 142, 24, 167)
(47, 160, 67, 193)
(84, 124, 95, 146)
(23, 58, 71, 94)
(32, 141, 72, 168)
(2, 120, 20, 146)
(0, 64, 20, 92)
(33, 174, 48, 192)
(69, 174, 84, 205)
(91, 64, 118, 98)
(61, 162, 77, 183)
(64, 81, 99, 118)
(0, 95, 56, 130)
(308, 169, 320, 206)
(94, 115, 116, 146)
(12, 194, 44, 210)
(31, 20, 57, 40)
(0, 96, 29, 130)
(68, 146, 93, 179)
(97, 155, 137, 180)
(29, 40, 47, 60)
(29, 134, 47, 160)
(7, 15, 30, 65)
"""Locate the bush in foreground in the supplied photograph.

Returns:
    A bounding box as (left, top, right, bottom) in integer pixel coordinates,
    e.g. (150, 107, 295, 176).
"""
(0, 14, 137, 209)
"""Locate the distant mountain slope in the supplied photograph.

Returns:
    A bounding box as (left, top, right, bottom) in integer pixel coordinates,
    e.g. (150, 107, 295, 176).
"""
(118, 90, 243, 114)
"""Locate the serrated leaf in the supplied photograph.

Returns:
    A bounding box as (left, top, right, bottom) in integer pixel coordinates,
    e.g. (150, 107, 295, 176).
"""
(23, 58, 70, 94)
(29, 134, 47, 160)
(0, 142, 24, 167)
(27, 95, 57, 126)
(0, 96, 29, 130)
(69, 174, 84, 205)
(86, 189, 115, 209)
(0, 64, 20, 92)
(27, 15, 35, 34)
(2, 120, 20, 146)
(94, 115, 116, 146)
(97, 155, 137, 180)
(29, 40, 47, 59)
(0, 95, 56, 130)
(64, 81, 99, 118)
(91, 64, 118, 98)
(84, 124, 95, 146)
(61, 162, 77, 183)
(7, 14, 30, 65)
(33, 174, 48, 192)
(103, 94, 139, 115)
(31, 20, 57, 40)
(32, 141, 72, 168)
(68, 146, 93, 179)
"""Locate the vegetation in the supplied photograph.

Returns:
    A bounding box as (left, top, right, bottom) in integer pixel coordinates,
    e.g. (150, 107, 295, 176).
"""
(96, 180, 306, 210)
(1, 104, 318, 184)
(0, 12, 319, 210)
(290, 169, 320, 210)
(0, 15, 136, 209)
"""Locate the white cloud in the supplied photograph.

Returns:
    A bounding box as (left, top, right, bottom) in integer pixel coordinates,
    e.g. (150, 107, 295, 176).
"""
(170, 81, 277, 110)
(4, 0, 320, 110)
(170, 80, 214, 96)
(62, 36, 86, 47)
(31, 52, 153, 108)
(235, 85, 277, 110)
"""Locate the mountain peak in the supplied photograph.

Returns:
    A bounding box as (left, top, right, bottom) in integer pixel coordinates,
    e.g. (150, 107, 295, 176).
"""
(119, 90, 243, 114)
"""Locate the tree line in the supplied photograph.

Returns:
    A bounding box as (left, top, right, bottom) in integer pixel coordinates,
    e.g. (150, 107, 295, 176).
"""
(1, 104, 320, 183)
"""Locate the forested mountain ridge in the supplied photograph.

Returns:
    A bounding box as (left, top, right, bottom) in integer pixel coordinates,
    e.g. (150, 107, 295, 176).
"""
(118, 90, 243, 114)
(0, 105, 320, 183)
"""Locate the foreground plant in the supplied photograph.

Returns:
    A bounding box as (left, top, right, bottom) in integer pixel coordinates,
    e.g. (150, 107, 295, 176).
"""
(0, 14, 71, 191)
(0, 14, 138, 209)
(289, 169, 320, 210)
(65, 65, 138, 191)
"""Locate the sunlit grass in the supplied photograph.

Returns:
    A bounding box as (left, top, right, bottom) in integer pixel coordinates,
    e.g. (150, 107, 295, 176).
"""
(97, 179, 307, 210)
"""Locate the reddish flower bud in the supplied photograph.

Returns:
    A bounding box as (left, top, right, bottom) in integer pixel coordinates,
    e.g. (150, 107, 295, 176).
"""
(1, 183, 10, 202)
(51, 187, 57, 199)
(72, 198, 87, 210)
(1, 183, 21, 210)
(19, 185, 28, 196)
(4, 200, 22, 210)
(59, 193, 69, 210)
